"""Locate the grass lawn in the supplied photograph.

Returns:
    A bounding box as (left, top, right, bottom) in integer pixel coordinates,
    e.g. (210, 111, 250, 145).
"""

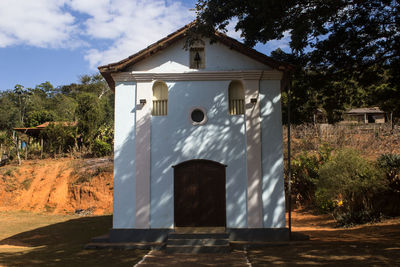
(0, 211, 147, 267)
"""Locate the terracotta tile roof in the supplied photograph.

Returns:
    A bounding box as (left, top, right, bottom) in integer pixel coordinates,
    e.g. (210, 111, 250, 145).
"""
(13, 121, 77, 135)
(98, 22, 293, 90)
(35, 121, 77, 128)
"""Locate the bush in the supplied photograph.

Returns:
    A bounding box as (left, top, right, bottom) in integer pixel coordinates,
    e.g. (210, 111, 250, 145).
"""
(25, 110, 56, 127)
(291, 153, 320, 204)
(289, 143, 332, 206)
(41, 123, 76, 155)
(377, 153, 400, 193)
(316, 149, 387, 226)
(92, 139, 112, 157)
(376, 153, 400, 216)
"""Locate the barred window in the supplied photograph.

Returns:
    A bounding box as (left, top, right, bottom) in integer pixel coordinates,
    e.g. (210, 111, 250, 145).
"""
(152, 81, 168, 116)
(228, 81, 245, 115)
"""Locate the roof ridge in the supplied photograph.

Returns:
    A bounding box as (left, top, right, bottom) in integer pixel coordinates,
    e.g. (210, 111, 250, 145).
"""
(99, 22, 292, 90)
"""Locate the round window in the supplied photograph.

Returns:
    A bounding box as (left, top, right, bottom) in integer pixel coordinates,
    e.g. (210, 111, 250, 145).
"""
(189, 107, 208, 125)
(191, 109, 204, 123)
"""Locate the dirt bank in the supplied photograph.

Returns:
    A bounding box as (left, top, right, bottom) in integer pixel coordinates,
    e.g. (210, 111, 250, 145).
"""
(0, 158, 113, 215)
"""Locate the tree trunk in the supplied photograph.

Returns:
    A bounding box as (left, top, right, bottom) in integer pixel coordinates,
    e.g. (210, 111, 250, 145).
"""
(40, 138, 43, 159)
(17, 139, 21, 165)
(391, 112, 394, 131)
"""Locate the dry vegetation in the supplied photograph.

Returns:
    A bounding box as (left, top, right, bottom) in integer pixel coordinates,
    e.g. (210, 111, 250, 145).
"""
(284, 123, 400, 160)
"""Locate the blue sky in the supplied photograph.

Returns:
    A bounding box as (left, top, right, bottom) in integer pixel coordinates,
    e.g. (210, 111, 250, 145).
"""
(0, 0, 290, 91)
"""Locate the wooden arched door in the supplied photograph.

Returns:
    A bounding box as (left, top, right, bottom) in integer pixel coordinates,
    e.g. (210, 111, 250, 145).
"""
(173, 159, 226, 227)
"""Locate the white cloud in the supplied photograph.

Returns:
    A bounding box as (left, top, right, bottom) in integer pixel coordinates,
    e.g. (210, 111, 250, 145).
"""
(77, 0, 195, 68)
(0, 0, 81, 48)
(263, 31, 291, 53)
(3, 0, 264, 69)
(0, 0, 194, 62)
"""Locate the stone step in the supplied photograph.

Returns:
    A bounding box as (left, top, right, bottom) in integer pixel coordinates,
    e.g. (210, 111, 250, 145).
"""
(167, 232, 229, 240)
(90, 234, 109, 243)
(167, 238, 229, 246)
(84, 242, 165, 250)
(166, 231, 231, 254)
(165, 244, 231, 254)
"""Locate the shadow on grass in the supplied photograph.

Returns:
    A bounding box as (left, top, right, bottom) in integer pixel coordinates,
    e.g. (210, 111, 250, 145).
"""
(0, 215, 147, 267)
(249, 222, 400, 266)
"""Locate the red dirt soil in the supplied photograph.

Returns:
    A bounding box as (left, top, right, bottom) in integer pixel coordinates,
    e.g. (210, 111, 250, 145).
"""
(0, 158, 113, 215)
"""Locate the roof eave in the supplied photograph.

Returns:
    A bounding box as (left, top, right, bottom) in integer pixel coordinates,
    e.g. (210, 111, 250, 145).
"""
(99, 22, 294, 91)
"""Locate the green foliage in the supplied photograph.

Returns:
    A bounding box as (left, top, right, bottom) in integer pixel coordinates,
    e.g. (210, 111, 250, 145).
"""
(92, 139, 112, 157)
(76, 93, 102, 146)
(195, 0, 399, 67)
(195, 0, 400, 122)
(376, 154, 400, 193)
(0, 74, 114, 158)
(0, 132, 7, 145)
(376, 153, 400, 216)
(0, 91, 20, 129)
(291, 153, 319, 204)
(317, 149, 387, 225)
(290, 143, 332, 205)
(25, 110, 56, 127)
(41, 123, 77, 154)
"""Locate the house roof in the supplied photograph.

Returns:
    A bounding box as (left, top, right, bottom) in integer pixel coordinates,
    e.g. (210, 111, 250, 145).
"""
(98, 22, 294, 90)
(346, 107, 385, 114)
(13, 121, 77, 137)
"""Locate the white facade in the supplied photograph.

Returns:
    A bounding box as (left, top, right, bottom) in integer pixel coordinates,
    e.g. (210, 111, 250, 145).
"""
(107, 35, 287, 233)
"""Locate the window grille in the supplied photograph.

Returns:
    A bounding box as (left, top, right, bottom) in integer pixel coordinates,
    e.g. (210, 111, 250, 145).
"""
(228, 81, 245, 115)
(152, 81, 168, 116)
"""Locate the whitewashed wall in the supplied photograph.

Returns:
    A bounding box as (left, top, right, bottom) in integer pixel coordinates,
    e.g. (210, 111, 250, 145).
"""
(113, 39, 286, 229)
(113, 81, 137, 228)
(150, 80, 247, 228)
(260, 80, 286, 228)
(129, 39, 271, 73)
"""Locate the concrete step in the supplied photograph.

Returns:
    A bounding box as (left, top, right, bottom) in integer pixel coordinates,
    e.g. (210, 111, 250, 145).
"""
(167, 232, 229, 240)
(167, 238, 229, 246)
(84, 242, 165, 250)
(166, 231, 230, 254)
(90, 234, 109, 243)
(165, 244, 231, 254)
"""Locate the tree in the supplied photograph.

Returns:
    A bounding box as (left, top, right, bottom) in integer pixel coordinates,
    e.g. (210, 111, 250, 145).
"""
(75, 93, 103, 147)
(0, 91, 19, 130)
(25, 110, 56, 127)
(194, 0, 400, 119)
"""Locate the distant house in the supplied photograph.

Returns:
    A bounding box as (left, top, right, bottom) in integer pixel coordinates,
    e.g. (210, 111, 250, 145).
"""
(344, 107, 386, 124)
(313, 108, 328, 124)
(13, 121, 77, 138)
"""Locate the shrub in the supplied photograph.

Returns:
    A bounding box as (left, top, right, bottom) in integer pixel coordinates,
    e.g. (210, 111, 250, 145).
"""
(92, 139, 112, 157)
(376, 153, 400, 193)
(316, 149, 387, 226)
(289, 143, 332, 206)
(291, 153, 320, 204)
(41, 123, 76, 155)
(376, 153, 400, 216)
(25, 110, 56, 127)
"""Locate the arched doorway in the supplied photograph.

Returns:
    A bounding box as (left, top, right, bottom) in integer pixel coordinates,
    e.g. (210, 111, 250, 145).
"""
(173, 159, 226, 227)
